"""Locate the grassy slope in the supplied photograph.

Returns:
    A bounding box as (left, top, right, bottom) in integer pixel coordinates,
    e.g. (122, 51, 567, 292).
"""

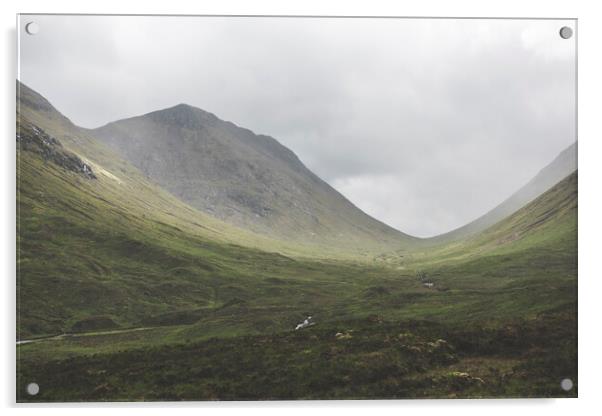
(373, 172, 577, 323)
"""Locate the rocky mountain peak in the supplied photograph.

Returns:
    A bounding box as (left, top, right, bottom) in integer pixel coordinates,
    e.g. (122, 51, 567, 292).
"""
(146, 103, 219, 130)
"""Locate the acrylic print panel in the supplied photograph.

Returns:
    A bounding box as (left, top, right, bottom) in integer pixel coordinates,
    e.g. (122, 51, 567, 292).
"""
(16, 15, 577, 401)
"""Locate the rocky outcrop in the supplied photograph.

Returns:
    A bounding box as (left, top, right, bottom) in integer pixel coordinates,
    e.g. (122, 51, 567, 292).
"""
(17, 123, 96, 179)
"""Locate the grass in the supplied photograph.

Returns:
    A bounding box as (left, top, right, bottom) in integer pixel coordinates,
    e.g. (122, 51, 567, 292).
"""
(17, 309, 576, 401)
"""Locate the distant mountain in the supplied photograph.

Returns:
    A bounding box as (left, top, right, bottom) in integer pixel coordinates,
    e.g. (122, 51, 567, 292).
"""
(429, 142, 577, 244)
(92, 103, 417, 247)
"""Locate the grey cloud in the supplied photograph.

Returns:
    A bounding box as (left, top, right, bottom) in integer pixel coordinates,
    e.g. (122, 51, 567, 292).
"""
(18, 16, 576, 237)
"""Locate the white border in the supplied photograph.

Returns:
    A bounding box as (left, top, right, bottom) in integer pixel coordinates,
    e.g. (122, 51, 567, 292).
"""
(2, 1, 601, 415)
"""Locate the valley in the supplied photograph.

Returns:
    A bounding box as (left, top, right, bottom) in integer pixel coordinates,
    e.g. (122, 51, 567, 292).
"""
(16, 81, 577, 401)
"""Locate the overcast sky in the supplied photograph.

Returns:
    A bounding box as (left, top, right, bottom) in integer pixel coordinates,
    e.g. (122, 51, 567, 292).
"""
(18, 16, 576, 237)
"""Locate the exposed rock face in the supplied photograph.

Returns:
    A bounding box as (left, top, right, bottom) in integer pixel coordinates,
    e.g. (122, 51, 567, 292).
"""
(18, 123, 96, 179)
(92, 104, 416, 246)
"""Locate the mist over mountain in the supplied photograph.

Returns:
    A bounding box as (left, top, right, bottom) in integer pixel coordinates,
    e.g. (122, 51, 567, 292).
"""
(92, 103, 416, 247)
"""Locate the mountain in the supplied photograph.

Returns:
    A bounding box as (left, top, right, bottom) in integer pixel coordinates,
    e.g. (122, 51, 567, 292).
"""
(17, 82, 424, 339)
(91, 104, 416, 248)
(16, 81, 275, 250)
(429, 142, 577, 244)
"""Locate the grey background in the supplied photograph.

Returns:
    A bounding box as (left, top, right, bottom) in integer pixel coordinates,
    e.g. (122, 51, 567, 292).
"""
(18, 16, 576, 237)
